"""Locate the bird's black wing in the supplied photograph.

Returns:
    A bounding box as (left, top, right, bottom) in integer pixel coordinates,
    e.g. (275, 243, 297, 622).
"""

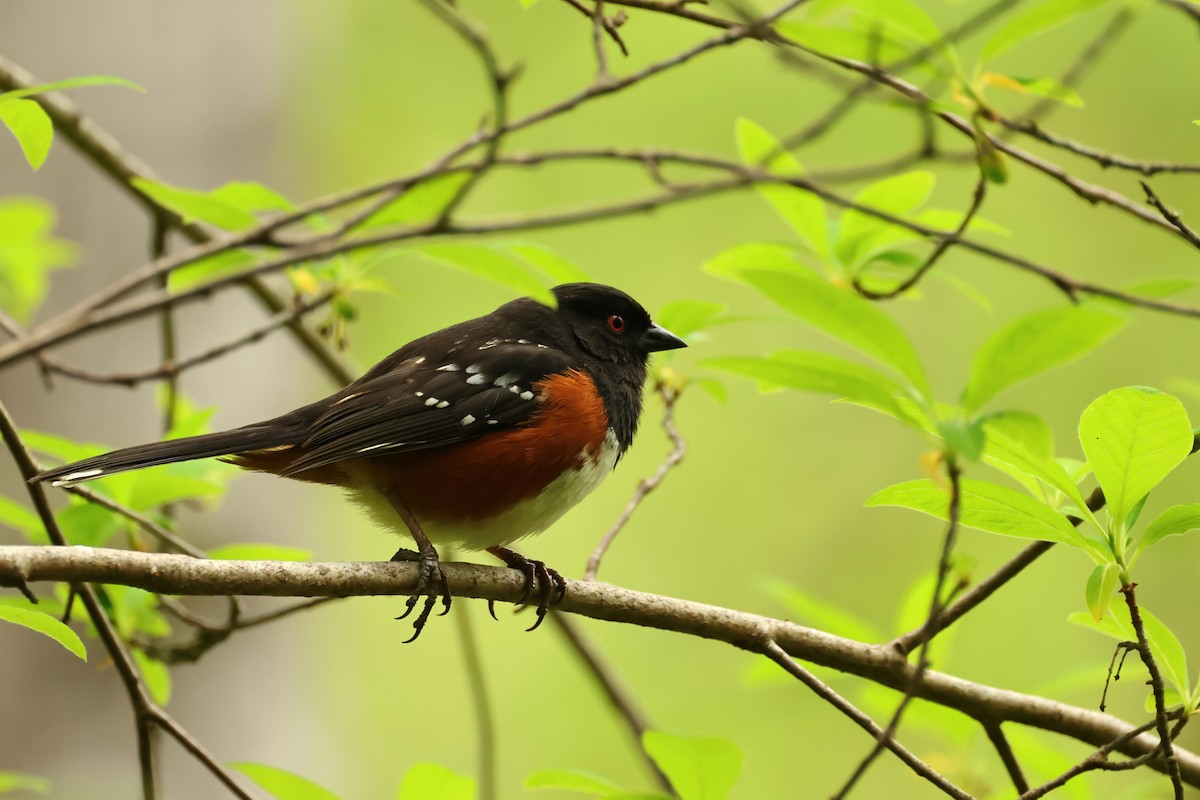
(279, 343, 573, 476)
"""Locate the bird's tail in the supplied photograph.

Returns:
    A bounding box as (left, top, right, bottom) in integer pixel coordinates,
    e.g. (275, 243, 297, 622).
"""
(29, 423, 303, 487)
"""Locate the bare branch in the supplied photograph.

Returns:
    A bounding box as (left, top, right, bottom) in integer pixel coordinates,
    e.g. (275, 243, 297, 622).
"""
(984, 722, 1030, 795)
(1142, 182, 1200, 251)
(6, 543, 1200, 786)
(0, 404, 254, 800)
(1120, 583, 1184, 798)
(836, 462, 963, 797)
(762, 641, 972, 799)
(551, 613, 676, 795)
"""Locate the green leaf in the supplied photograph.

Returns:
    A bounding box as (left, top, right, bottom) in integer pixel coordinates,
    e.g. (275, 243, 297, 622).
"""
(229, 763, 341, 800)
(655, 300, 726, 340)
(837, 172, 935, 266)
(690, 377, 728, 404)
(525, 769, 621, 794)
(0, 199, 78, 323)
(509, 243, 592, 284)
(0, 495, 41, 539)
(22, 429, 105, 464)
(736, 119, 828, 258)
(1140, 504, 1200, 551)
(209, 543, 313, 561)
(0, 75, 145, 103)
(105, 585, 170, 639)
(209, 181, 295, 213)
(982, 412, 1094, 519)
(762, 578, 884, 642)
(1085, 562, 1120, 621)
(775, 22, 914, 65)
(982, 0, 1114, 61)
(643, 731, 742, 800)
(57, 502, 122, 548)
(1146, 689, 1185, 715)
(703, 352, 912, 423)
(1078, 387, 1193, 530)
(416, 243, 554, 305)
(703, 242, 812, 283)
(0, 771, 50, 795)
(962, 307, 1124, 410)
(990, 75, 1084, 107)
(133, 648, 172, 706)
(167, 248, 258, 293)
(851, 0, 944, 47)
(131, 178, 258, 231)
(397, 763, 475, 800)
(1069, 602, 1191, 698)
(127, 471, 224, 510)
(1142, 607, 1190, 700)
(0, 99, 53, 169)
(867, 478, 1092, 549)
(362, 172, 472, 229)
(738, 269, 928, 394)
(936, 417, 986, 461)
(0, 605, 86, 661)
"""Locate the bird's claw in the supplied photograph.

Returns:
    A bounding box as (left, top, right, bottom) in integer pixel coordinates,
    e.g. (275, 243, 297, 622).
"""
(393, 547, 451, 643)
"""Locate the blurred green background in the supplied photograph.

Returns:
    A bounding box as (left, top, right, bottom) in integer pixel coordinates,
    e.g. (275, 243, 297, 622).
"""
(2, 0, 1200, 797)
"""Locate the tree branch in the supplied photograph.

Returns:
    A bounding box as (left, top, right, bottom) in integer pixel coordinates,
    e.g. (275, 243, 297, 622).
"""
(4, 544, 1200, 786)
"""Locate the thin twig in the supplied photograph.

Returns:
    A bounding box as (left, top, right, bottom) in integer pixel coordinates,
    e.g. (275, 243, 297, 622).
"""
(586, 383, 685, 581)
(894, 483, 1116, 654)
(40, 292, 335, 388)
(835, 461, 962, 797)
(551, 613, 676, 795)
(1018, 714, 1189, 799)
(0, 55, 356, 386)
(761, 641, 972, 799)
(455, 602, 497, 800)
(855, 174, 987, 299)
(1120, 582, 1184, 798)
(984, 721, 1030, 794)
(0, 402, 254, 800)
(1002, 119, 1200, 176)
(1142, 182, 1200, 251)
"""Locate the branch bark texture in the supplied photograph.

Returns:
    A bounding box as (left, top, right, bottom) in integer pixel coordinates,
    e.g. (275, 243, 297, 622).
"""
(3, 544, 1198, 787)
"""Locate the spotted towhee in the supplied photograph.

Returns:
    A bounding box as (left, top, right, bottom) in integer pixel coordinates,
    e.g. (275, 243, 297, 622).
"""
(31, 283, 686, 639)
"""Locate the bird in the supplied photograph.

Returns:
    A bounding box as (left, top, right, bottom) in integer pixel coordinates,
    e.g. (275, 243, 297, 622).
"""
(30, 283, 686, 640)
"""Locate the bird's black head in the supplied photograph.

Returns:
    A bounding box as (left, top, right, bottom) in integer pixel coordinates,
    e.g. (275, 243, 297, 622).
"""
(551, 283, 685, 454)
(552, 283, 686, 366)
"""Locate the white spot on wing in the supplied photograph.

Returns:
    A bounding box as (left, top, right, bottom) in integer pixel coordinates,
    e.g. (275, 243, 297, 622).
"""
(334, 392, 364, 405)
(425, 397, 439, 406)
(520, 391, 534, 401)
(493, 372, 519, 387)
(461, 414, 476, 425)
(413, 356, 426, 365)
(437, 364, 460, 372)
(508, 385, 520, 394)
(466, 373, 487, 385)
(436, 400, 449, 408)
(487, 419, 499, 425)
(358, 442, 396, 453)
(466, 364, 482, 374)
(50, 467, 103, 487)
(415, 391, 424, 397)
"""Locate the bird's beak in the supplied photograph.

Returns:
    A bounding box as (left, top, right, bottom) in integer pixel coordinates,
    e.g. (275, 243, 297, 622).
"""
(641, 323, 687, 352)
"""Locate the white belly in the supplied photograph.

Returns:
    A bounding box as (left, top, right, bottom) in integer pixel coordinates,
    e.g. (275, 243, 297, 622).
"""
(348, 429, 620, 551)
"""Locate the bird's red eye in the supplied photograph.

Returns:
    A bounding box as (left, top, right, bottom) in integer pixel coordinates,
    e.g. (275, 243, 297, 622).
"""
(608, 314, 625, 333)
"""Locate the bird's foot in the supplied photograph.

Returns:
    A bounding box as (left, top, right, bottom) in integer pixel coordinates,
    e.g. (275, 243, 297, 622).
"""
(486, 546, 567, 631)
(391, 545, 451, 643)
